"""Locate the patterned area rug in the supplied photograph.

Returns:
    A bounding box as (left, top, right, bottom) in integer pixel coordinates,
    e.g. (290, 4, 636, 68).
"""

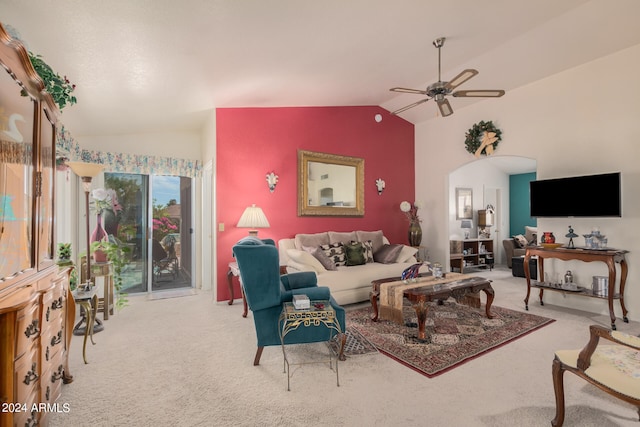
(328, 326, 378, 356)
(346, 301, 554, 377)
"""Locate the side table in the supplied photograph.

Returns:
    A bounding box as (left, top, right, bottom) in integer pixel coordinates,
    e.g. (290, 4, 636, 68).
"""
(279, 300, 344, 391)
(92, 262, 114, 320)
(71, 287, 98, 364)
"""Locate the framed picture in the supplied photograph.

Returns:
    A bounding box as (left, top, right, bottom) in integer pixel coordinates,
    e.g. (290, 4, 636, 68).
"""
(456, 188, 473, 220)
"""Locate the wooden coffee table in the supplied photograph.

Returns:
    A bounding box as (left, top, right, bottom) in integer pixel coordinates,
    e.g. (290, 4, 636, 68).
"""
(404, 277, 494, 340)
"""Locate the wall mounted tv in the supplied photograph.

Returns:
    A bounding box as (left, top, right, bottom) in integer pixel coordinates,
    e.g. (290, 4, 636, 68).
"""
(529, 172, 622, 218)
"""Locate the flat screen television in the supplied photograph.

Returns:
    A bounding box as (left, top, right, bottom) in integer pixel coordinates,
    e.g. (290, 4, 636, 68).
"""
(529, 172, 622, 217)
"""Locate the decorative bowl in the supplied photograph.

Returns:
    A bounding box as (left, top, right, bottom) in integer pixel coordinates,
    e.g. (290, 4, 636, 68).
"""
(541, 243, 563, 249)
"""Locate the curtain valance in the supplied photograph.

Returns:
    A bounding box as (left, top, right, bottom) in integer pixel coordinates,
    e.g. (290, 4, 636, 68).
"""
(56, 126, 202, 178)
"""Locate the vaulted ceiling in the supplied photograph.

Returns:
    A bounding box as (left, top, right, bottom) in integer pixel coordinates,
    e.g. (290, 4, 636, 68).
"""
(2, 0, 639, 137)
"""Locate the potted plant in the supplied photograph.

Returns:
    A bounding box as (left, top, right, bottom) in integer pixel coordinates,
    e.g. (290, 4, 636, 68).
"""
(90, 240, 130, 309)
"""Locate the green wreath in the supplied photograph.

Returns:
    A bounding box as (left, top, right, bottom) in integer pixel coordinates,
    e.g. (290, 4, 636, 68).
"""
(464, 120, 502, 156)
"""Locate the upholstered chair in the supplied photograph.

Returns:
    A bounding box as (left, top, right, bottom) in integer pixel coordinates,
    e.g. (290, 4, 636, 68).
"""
(552, 324, 640, 426)
(232, 236, 346, 365)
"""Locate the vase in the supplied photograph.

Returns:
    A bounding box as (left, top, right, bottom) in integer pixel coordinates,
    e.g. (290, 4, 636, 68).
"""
(541, 232, 556, 244)
(408, 221, 422, 246)
(91, 212, 108, 263)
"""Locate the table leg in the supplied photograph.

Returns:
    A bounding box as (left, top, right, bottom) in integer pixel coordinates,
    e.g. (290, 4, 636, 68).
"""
(370, 289, 379, 321)
(607, 259, 617, 330)
(619, 258, 629, 323)
(524, 254, 531, 310)
(227, 268, 234, 305)
(78, 300, 93, 364)
(411, 300, 430, 341)
(482, 286, 495, 319)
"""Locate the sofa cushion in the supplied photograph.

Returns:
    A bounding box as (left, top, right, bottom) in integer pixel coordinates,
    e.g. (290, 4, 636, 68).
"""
(355, 230, 384, 253)
(373, 244, 404, 264)
(304, 246, 337, 271)
(344, 242, 367, 266)
(361, 240, 374, 263)
(329, 231, 357, 245)
(294, 232, 330, 250)
(320, 242, 347, 266)
(396, 245, 418, 263)
(286, 249, 326, 273)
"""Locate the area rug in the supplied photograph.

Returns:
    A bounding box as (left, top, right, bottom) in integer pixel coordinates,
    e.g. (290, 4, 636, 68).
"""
(346, 301, 554, 377)
(328, 326, 378, 356)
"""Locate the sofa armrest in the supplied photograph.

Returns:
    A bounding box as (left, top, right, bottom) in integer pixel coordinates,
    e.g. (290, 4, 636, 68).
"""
(282, 286, 331, 302)
(577, 325, 640, 370)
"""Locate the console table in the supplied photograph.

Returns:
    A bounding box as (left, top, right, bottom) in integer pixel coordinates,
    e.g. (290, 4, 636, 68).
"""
(524, 247, 629, 330)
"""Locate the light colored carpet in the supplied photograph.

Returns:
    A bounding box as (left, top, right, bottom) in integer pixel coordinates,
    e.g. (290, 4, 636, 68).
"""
(50, 267, 640, 427)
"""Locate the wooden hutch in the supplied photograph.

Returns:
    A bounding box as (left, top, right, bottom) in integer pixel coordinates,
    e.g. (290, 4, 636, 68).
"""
(0, 23, 73, 426)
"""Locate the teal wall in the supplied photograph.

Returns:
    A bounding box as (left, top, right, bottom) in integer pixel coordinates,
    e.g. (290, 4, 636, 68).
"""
(509, 172, 537, 236)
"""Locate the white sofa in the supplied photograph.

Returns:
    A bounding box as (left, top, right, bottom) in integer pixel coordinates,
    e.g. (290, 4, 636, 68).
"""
(278, 230, 424, 305)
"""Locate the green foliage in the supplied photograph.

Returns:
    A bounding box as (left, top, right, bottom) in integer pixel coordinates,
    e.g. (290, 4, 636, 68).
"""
(56, 242, 72, 265)
(464, 120, 502, 156)
(90, 240, 130, 310)
(27, 52, 77, 110)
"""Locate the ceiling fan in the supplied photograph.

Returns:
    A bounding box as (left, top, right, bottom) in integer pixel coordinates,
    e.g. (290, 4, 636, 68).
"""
(390, 37, 505, 117)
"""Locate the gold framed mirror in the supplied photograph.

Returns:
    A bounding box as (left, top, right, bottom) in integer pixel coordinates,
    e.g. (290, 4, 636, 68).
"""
(456, 187, 473, 220)
(298, 150, 364, 216)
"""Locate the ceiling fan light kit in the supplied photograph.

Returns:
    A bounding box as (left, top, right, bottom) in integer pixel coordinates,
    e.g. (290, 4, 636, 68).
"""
(390, 37, 505, 117)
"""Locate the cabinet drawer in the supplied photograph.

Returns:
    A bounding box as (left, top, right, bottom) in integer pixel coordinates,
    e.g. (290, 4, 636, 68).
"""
(14, 345, 40, 404)
(15, 298, 41, 359)
(42, 324, 64, 366)
(40, 363, 64, 406)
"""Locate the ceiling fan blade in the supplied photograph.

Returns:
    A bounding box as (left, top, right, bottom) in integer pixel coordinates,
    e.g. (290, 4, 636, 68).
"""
(436, 98, 453, 117)
(391, 98, 430, 115)
(390, 87, 428, 95)
(452, 89, 505, 98)
(445, 69, 478, 90)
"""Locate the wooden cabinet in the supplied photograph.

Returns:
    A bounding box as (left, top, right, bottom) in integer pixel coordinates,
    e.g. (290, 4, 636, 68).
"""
(450, 239, 494, 273)
(0, 23, 73, 427)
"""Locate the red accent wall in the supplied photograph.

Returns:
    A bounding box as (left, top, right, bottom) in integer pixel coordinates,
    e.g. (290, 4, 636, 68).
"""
(216, 106, 415, 301)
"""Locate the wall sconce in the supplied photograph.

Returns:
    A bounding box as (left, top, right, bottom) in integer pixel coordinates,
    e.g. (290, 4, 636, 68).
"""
(375, 178, 385, 195)
(266, 172, 278, 193)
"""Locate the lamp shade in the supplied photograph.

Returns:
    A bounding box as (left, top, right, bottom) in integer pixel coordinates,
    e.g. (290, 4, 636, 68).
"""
(237, 204, 270, 235)
(67, 161, 104, 178)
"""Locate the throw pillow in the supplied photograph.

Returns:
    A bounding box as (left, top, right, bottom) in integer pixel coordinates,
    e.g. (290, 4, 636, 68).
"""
(360, 240, 374, 263)
(286, 249, 326, 273)
(396, 245, 419, 263)
(355, 230, 385, 253)
(320, 242, 347, 267)
(373, 244, 404, 264)
(513, 234, 528, 248)
(524, 226, 538, 244)
(344, 242, 366, 266)
(303, 246, 337, 271)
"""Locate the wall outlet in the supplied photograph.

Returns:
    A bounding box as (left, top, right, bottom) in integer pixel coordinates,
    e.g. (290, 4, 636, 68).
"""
(219, 223, 224, 232)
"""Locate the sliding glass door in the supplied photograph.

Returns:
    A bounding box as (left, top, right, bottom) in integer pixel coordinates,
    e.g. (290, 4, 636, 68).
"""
(104, 173, 193, 294)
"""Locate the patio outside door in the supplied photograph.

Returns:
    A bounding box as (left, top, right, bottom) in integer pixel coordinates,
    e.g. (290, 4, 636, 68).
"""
(104, 173, 193, 295)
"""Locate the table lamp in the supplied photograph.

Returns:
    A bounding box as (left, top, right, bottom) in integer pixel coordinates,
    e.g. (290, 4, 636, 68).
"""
(237, 204, 270, 236)
(460, 220, 473, 239)
(67, 161, 105, 290)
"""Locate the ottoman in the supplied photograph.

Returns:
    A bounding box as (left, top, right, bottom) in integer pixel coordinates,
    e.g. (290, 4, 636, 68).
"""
(512, 256, 537, 279)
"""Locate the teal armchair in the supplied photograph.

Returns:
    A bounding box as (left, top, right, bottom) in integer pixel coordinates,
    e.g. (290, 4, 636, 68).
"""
(232, 237, 346, 365)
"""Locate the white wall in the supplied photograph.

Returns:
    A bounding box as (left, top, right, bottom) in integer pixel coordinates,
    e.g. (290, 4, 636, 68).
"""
(415, 43, 640, 322)
(79, 130, 201, 160)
